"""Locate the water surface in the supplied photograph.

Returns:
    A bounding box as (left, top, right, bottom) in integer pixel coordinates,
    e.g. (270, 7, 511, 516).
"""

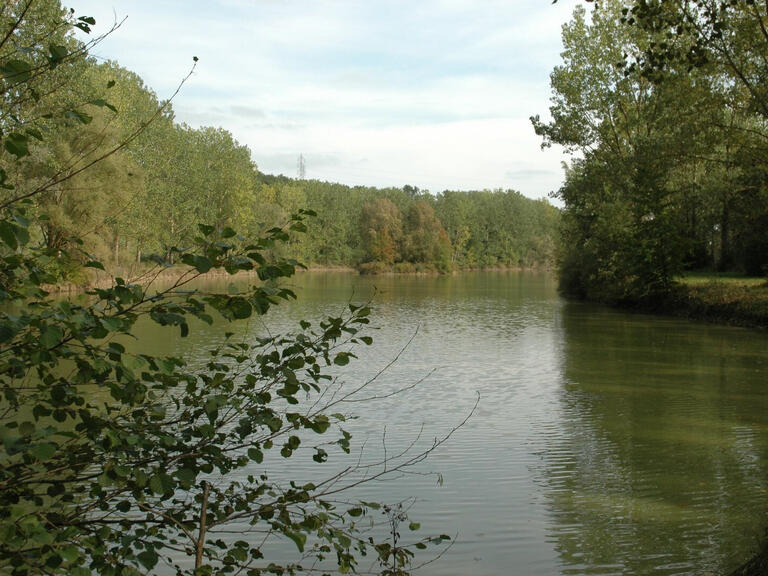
(136, 271, 768, 575)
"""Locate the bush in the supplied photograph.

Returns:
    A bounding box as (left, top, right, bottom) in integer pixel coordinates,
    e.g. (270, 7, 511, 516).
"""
(0, 213, 458, 575)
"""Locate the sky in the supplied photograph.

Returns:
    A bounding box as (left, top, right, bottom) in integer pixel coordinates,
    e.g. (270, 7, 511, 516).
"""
(70, 0, 580, 199)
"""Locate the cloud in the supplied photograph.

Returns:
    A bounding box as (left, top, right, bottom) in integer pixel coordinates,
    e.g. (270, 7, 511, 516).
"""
(229, 105, 266, 119)
(74, 0, 581, 198)
(506, 168, 560, 178)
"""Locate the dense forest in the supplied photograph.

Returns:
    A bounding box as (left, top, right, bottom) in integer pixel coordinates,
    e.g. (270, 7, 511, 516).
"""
(536, 0, 768, 304)
(0, 1, 558, 281)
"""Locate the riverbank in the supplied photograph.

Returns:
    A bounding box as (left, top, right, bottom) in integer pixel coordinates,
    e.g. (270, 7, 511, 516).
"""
(48, 266, 768, 329)
(42, 263, 362, 293)
(633, 279, 768, 330)
(44, 262, 554, 292)
(729, 543, 768, 576)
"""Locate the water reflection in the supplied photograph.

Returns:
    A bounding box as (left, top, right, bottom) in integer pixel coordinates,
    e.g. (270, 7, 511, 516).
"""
(114, 272, 768, 574)
(544, 302, 768, 575)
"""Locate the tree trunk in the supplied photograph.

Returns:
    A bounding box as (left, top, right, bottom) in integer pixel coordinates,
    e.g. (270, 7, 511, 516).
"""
(719, 196, 731, 271)
(195, 481, 210, 570)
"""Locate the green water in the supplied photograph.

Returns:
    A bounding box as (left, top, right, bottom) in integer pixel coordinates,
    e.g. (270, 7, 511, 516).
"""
(131, 271, 768, 575)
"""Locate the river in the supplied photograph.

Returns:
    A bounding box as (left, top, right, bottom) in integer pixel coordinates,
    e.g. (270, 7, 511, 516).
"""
(134, 270, 768, 575)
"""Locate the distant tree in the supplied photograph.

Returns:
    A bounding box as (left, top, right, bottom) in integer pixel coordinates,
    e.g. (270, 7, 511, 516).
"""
(361, 198, 403, 265)
(402, 184, 420, 198)
(403, 201, 452, 271)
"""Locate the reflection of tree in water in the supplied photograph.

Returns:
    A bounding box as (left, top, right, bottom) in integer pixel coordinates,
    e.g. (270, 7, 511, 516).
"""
(541, 302, 768, 575)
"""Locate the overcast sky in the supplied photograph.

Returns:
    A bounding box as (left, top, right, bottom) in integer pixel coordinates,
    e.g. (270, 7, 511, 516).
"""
(70, 0, 580, 199)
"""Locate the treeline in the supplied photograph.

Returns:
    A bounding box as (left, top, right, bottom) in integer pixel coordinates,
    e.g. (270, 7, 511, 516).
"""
(535, 0, 768, 303)
(255, 176, 559, 273)
(1, 1, 557, 281)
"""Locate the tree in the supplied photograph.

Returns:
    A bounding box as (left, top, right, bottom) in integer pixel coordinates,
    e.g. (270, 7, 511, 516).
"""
(0, 3, 461, 575)
(534, 0, 765, 301)
(360, 198, 403, 266)
(20, 100, 139, 269)
(0, 0, 121, 196)
(620, 0, 768, 116)
(402, 201, 451, 272)
(624, 0, 768, 275)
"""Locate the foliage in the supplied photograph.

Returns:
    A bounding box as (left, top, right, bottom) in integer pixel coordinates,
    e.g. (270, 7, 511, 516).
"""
(402, 202, 451, 273)
(240, 180, 557, 274)
(5, 0, 560, 279)
(0, 212, 455, 575)
(538, 0, 768, 303)
(0, 2, 460, 575)
(360, 198, 402, 267)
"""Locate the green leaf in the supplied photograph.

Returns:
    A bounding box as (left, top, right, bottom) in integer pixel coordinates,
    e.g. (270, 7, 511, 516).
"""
(4, 133, 29, 158)
(31, 442, 57, 461)
(312, 448, 328, 463)
(134, 470, 148, 488)
(285, 531, 306, 552)
(100, 317, 122, 332)
(25, 127, 43, 141)
(248, 447, 264, 463)
(65, 110, 93, 124)
(333, 352, 352, 366)
(175, 468, 196, 486)
(227, 297, 252, 319)
(137, 548, 158, 569)
(198, 223, 215, 236)
(90, 98, 117, 112)
(48, 44, 68, 66)
(204, 395, 225, 420)
(59, 545, 80, 563)
(192, 255, 213, 273)
(40, 325, 63, 348)
(0, 221, 18, 249)
(19, 421, 35, 436)
(0, 59, 31, 82)
(149, 474, 165, 495)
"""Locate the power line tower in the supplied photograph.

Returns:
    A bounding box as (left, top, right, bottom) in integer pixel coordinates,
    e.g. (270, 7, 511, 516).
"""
(297, 154, 306, 179)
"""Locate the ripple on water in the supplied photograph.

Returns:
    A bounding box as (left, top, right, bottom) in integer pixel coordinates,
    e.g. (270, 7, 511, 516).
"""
(134, 273, 768, 576)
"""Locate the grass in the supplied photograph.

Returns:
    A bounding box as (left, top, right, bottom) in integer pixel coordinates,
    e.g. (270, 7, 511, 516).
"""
(664, 273, 768, 328)
(677, 272, 767, 286)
